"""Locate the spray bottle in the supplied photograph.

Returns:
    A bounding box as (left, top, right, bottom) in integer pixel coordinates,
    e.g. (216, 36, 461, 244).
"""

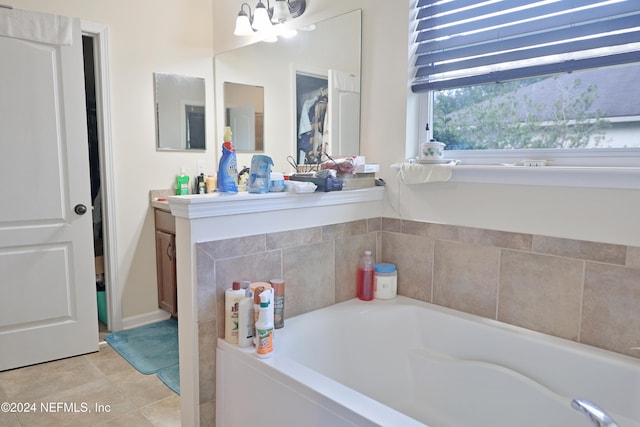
(255, 289, 274, 358)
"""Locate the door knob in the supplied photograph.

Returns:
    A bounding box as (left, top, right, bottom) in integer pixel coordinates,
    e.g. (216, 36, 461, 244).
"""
(74, 204, 88, 215)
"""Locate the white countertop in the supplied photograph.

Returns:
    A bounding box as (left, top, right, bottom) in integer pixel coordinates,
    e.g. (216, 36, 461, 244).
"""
(166, 187, 385, 219)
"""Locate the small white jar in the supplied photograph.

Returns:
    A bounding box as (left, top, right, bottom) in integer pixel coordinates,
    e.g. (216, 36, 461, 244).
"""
(374, 262, 397, 300)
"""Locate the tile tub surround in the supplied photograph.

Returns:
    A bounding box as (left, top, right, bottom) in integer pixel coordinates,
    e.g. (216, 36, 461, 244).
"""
(380, 218, 640, 359)
(195, 218, 381, 423)
(195, 217, 639, 424)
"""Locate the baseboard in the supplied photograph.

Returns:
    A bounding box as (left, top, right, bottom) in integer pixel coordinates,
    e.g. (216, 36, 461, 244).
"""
(121, 309, 172, 330)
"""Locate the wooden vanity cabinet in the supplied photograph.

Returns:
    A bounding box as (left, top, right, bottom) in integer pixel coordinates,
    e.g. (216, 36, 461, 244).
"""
(155, 209, 177, 317)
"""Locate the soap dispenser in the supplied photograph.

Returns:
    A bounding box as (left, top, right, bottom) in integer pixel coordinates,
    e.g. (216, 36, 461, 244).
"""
(176, 168, 189, 195)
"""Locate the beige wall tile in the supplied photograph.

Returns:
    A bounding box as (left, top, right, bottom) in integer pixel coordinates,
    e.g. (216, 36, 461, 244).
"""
(335, 232, 378, 302)
(198, 234, 266, 260)
(400, 219, 430, 237)
(198, 320, 216, 404)
(367, 216, 382, 232)
(382, 231, 433, 302)
(626, 246, 640, 268)
(427, 222, 461, 242)
(283, 241, 336, 317)
(499, 250, 583, 340)
(582, 263, 640, 357)
(532, 235, 626, 265)
(266, 227, 322, 250)
(381, 217, 402, 232)
(322, 220, 368, 241)
(196, 246, 216, 323)
(459, 227, 532, 251)
(401, 220, 460, 241)
(433, 240, 499, 318)
(199, 400, 216, 427)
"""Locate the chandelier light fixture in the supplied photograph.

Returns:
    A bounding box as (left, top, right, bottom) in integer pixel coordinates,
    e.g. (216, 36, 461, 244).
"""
(234, 0, 307, 38)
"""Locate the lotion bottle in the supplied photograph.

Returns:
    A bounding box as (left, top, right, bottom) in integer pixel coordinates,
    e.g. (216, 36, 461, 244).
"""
(237, 285, 254, 347)
(224, 281, 245, 344)
(255, 290, 274, 358)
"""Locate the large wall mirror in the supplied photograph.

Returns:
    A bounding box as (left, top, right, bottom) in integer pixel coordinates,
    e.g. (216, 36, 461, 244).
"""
(155, 73, 206, 151)
(214, 9, 362, 172)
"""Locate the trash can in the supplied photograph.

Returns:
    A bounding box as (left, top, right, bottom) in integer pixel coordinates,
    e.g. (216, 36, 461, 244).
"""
(96, 276, 107, 325)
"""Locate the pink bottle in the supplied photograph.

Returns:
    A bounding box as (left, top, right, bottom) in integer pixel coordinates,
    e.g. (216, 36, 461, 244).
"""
(357, 250, 374, 301)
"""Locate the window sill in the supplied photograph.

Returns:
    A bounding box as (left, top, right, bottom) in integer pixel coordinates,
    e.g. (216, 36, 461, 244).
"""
(448, 165, 640, 189)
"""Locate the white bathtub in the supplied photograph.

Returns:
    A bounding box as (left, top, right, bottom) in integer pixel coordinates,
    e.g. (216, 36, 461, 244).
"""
(216, 296, 640, 427)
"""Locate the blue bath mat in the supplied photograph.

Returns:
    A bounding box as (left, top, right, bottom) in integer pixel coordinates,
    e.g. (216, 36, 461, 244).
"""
(104, 319, 179, 375)
(157, 363, 180, 395)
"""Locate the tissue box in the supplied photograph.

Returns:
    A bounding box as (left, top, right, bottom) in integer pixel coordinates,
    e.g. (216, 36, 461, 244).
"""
(355, 164, 380, 173)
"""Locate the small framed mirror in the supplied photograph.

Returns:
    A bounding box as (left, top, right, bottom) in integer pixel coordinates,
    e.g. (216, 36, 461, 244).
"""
(155, 73, 206, 151)
(224, 82, 264, 152)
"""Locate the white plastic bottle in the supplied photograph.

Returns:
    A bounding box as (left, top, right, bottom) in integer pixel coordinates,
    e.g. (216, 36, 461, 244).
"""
(255, 290, 274, 358)
(224, 281, 245, 344)
(250, 282, 272, 346)
(237, 285, 254, 347)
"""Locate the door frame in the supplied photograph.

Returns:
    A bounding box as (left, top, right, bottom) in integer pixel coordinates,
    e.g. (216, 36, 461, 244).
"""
(82, 21, 121, 333)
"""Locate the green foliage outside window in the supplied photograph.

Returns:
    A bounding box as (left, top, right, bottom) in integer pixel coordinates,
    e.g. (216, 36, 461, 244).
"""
(433, 76, 611, 150)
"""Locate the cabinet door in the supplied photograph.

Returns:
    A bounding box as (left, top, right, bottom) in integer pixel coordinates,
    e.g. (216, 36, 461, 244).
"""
(156, 230, 177, 316)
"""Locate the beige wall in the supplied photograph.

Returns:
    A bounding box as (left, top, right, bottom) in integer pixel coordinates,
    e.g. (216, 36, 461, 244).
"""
(11, 0, 215, 319)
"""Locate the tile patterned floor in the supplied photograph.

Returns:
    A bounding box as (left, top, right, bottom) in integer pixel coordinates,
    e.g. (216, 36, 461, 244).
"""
(0, 328, 180, 427)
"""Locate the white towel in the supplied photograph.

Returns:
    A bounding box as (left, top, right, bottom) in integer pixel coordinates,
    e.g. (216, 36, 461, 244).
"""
(395, 162, 457, 184)
(0, 8, 72, 45)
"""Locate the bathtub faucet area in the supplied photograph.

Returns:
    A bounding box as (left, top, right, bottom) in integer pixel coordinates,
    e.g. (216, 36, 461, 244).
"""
(571, 399, 619, 427)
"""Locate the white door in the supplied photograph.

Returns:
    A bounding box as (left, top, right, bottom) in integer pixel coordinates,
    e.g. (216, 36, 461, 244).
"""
(0, 15, 98, 371)
(229, 104, 256, 151)
(327, 69, 361, 156)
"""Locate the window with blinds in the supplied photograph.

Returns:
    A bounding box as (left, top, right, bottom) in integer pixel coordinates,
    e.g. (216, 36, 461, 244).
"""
(410, 1, 640, 154)
(412, 0, 640, 92)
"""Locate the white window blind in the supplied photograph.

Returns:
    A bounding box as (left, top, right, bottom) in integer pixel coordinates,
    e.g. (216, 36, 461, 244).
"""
(411, 0, 640, 92)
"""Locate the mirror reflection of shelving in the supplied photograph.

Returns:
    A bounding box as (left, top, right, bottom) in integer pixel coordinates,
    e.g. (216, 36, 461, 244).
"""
(296, 73, 328, 165)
